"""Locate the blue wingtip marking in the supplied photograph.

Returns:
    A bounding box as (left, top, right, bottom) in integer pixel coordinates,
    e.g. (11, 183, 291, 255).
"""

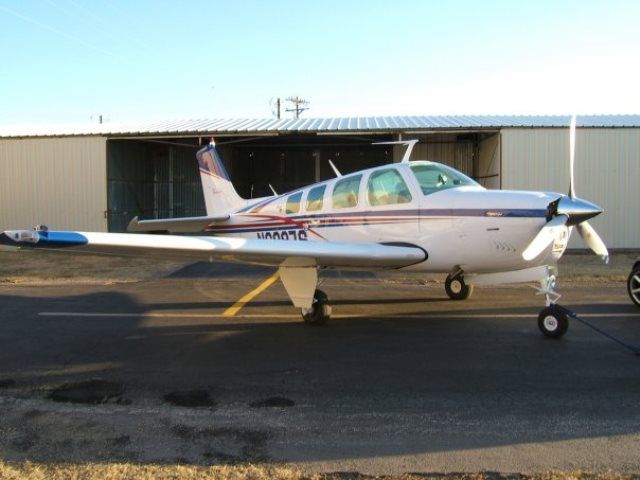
(38, 231, 89, 247)
(0, 230, 88, 248)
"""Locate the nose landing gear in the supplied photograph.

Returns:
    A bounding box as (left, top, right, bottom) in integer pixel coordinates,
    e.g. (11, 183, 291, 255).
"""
(535, 269, 568, 338)
(538, 305, 569, 338)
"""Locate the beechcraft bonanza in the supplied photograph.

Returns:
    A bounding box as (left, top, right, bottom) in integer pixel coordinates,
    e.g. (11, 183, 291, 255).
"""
(0, 117, 609, 337)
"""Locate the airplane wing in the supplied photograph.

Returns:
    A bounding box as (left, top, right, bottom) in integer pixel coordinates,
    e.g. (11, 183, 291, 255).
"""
(127, 214, 230, 233)
(0, 229, 426, 269)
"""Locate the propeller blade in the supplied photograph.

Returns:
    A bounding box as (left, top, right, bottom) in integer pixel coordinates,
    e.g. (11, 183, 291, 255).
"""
(576, 221, 609, 263)
(522, 214, 569, 261)
(569, 115, 576, 198)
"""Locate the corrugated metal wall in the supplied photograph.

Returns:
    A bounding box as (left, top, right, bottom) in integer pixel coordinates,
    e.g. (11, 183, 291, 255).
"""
(501, 128, 640, 249)
(0, 137, 107, 232)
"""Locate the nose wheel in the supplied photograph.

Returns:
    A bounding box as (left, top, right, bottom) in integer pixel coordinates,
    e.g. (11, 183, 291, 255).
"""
(538, 305, 569, 338)
(445, 273, 473, 300)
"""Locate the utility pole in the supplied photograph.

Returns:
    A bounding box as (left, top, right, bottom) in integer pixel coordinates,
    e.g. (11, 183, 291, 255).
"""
(270, 97, 281, 119)
(285, 96, 310, 119)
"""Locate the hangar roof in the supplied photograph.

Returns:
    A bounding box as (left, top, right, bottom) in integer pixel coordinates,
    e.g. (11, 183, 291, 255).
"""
(1, 115, 639, 138)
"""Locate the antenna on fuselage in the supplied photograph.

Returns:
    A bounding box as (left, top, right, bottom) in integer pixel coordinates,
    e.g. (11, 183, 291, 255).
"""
(268, 184, 278, 196)
(328, 159, 342, 177)
(372, 139, 419, 163)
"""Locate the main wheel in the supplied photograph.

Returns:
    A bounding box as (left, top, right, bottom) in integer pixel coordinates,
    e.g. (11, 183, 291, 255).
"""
(628, 267, 640, 307)
(302, 289, 331, 326)
(538, 306, 569, 338)
(445, 274, 473, 300)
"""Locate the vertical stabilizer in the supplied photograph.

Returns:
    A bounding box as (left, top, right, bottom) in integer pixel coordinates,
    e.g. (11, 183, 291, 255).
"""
(196, 140, 246, 215)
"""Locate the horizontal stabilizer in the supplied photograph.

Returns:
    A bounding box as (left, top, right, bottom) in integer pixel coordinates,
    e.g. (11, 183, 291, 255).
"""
(127, 215, 229, 233)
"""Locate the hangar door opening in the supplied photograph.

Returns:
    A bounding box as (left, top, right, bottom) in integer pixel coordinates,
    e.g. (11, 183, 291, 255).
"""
(226, 139, 393, 199)
(107, 139, 205, 232)
(405, 132, 501, 189)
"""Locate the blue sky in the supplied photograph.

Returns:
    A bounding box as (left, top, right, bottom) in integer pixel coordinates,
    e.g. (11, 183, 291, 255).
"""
(0, 0, 639, 124)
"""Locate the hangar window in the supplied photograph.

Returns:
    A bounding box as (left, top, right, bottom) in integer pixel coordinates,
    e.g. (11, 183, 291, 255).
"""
(286, 192, 303, 214)
(410, 161, 478, 195)
(332, 175, 362, 209)
(367, 169, 412, 206)
(306, 185, 326, 211)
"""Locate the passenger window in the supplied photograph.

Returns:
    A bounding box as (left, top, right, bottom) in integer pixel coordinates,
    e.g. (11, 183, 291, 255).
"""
(367, 169, 412, 206)
(306, 185, 326, 211)
(332, 175, 362, 209)
(285, 192, 303, 214)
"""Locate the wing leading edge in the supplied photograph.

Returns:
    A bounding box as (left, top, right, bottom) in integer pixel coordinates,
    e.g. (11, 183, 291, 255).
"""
(0, 230, 426, 269)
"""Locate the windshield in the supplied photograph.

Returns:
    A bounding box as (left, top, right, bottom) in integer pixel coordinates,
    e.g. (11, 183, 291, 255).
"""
(409, 162, 479, 195)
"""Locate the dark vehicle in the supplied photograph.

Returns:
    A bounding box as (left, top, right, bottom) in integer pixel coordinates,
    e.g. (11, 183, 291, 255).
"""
(629, 260, 640, 306)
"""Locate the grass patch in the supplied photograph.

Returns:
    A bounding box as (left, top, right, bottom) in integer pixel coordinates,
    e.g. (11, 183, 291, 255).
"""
(0, 462, 638, 480)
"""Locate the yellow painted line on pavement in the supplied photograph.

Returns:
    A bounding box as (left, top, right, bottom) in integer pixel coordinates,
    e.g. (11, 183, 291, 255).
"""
(38, 311, 640, 320)
(221, 270, 281, 317)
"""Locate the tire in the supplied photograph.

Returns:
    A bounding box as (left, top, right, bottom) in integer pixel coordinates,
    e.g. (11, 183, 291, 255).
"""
(538, 306, 569, 338)
(628, 267, 640, 307)
(445, 274, 474, 300)
(302, 289, 330, 326)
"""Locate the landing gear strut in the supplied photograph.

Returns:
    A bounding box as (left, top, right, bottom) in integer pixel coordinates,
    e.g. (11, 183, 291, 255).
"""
(301, 289, 331, 326)
(535, 269, 569, 338)
(445, 272, 473, 300)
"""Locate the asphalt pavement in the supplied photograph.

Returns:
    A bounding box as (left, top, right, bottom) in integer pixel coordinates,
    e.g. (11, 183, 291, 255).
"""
(1, 263, 639, 473)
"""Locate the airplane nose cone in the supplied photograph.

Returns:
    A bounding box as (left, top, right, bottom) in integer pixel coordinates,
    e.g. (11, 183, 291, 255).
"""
(556, 196, 603, 226)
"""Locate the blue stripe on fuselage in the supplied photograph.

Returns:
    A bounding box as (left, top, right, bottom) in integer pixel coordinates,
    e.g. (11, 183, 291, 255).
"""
(287, 208, 547, 221)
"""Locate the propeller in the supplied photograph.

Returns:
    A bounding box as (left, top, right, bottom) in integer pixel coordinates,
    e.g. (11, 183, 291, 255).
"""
(576, 221, 609, 259)
(522, 115, 609, 263)
(522, 215, 569, 261)
(568, 114, 576, 198)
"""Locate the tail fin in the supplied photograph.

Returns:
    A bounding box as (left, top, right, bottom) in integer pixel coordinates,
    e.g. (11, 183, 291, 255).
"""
(196, 140, 246, 215)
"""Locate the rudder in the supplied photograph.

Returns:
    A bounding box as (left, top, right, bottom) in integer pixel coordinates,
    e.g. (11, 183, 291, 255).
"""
(196, 140, 246, 215)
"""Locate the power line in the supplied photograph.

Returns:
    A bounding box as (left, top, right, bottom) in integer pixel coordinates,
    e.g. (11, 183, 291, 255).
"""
(285, 96, 310, 119)
(0, 2, 133, 64)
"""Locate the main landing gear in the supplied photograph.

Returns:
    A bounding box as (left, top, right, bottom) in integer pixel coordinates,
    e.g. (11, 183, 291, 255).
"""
(278, 266, 331, 326)
(445, 270, 473, 300)
(301, 289, 331, 326)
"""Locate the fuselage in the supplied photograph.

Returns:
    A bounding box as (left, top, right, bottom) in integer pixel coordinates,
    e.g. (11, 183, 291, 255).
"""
(205, 161, 570, 273)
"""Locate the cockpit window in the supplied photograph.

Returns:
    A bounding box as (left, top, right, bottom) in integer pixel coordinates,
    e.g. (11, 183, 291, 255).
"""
(367, 168, 412, 206)
(409, 162, 479, 195)
(332, 174, 362, 209)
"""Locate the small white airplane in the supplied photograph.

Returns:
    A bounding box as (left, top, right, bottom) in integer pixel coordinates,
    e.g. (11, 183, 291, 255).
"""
(0, 117, 608, 337)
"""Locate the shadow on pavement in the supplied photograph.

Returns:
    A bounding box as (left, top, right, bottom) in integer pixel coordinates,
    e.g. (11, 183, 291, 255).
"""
(0, 282, 640, 466)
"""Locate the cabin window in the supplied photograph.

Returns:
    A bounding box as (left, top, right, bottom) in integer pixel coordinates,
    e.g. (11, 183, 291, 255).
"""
(367, 169, 412, 206)
(332, 175, 362, 209)
(285, 192, 303, 214)
(409, 162, 479, 195)
(306, 185, 326, 211)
